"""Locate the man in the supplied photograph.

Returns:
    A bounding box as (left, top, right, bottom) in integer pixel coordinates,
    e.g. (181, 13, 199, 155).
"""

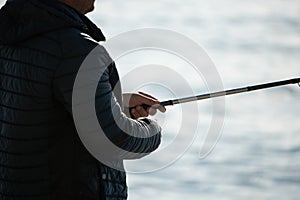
(0, 0, 165, 199)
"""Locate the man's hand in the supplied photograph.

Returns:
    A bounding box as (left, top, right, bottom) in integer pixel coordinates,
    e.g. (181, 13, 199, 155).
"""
(123, 92, 166, 119)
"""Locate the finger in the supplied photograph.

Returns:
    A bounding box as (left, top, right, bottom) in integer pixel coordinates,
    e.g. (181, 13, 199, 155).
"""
(149, 107, 157, 116)
(158, 105, 166, 113)
(137, 92, 159, 104)
(136, 106, 149, 118)
(130, 108, 139, 119)
(151, 104, 166, 113)
(137, 94, 160, 106)
(138, 91, 158, 100)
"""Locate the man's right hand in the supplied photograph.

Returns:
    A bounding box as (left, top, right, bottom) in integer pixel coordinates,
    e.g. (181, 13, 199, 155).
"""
(123, 92, 166, 119)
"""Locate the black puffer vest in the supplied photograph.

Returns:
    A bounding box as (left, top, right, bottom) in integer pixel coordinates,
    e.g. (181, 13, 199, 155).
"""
(0, 0, 161, 199)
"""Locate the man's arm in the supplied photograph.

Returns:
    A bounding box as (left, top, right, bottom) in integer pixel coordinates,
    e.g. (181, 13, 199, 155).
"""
(52, 44, 163, 160)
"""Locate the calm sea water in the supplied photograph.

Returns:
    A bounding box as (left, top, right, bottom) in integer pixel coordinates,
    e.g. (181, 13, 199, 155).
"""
(88, 0, 300, 199)
(90, 1, 300, 199)
(1, 0, 299, 199)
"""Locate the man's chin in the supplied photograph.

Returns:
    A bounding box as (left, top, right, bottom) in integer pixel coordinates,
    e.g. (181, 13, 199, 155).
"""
(85, 5, 95, 14)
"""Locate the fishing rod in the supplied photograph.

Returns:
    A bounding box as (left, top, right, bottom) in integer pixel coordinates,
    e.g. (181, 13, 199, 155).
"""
(129, 77, 300, 115)
(159, 77, 300, 107)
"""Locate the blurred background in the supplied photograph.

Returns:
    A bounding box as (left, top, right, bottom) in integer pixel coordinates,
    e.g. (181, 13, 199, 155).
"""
(1, 0, 299, 199)
(91, 1, 300, 199)
(88, 0, 300, 199)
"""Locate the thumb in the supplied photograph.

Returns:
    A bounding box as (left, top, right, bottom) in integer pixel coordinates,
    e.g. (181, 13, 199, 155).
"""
(137, 93, 160, 106)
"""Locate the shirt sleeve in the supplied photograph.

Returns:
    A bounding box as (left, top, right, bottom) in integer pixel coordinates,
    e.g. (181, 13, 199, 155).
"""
(52, 43, 161, 160)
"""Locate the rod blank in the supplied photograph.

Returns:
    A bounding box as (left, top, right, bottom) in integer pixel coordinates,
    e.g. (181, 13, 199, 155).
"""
(160, 77, 300, 107)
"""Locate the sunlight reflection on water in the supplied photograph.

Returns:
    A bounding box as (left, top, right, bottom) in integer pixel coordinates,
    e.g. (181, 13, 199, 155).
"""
(1, 0, 298, 199)
(88, 0, 300, 199)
